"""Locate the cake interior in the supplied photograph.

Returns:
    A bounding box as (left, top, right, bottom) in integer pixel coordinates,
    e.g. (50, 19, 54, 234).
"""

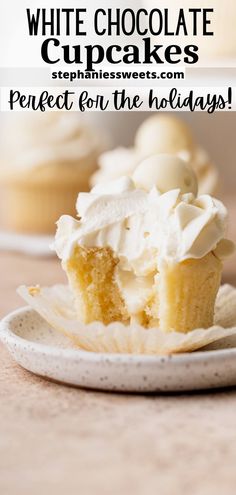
(64, 246, 222, 333)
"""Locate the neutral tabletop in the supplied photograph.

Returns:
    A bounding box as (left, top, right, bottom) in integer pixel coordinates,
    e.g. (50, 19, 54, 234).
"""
(1, 195, 236, 495)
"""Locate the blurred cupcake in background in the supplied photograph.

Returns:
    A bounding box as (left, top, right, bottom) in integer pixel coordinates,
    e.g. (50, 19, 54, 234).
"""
(0, 112, 106, 234)
(91, 114, 218, 195)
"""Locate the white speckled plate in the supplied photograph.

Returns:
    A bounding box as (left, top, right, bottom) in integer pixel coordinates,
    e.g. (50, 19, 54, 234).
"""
(1, 306, 236, 392)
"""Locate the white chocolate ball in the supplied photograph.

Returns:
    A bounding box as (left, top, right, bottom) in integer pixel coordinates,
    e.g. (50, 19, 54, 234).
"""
(135, 115, 194, 157)
(132, 154, 198, 196)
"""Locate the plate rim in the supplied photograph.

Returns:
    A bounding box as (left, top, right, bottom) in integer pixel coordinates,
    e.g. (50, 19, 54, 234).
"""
(1, 306, 236, 365)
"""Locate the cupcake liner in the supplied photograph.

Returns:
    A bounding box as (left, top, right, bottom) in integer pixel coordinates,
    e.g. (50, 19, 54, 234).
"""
(17, 284, 236, 355)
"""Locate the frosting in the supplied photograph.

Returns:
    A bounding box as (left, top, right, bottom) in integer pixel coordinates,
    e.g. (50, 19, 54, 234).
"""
(1, 112, 104, 172)
(54, 175, 231, 271)
(90, 147, 140, 187)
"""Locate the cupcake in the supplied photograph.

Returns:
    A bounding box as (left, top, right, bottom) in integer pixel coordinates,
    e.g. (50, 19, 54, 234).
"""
(91, 114, 218, 195)
(0, 112, 105, 234)
(54, 155, 234, 333)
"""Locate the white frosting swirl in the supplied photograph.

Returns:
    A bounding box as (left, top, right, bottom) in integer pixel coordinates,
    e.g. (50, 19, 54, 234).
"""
(1, 112, 104, 172)
(90, 147, 140, 187)
(54, 176, 231, 274)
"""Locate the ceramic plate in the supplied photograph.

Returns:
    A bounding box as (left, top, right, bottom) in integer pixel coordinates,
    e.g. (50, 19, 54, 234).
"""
(1, 306, 236, 392)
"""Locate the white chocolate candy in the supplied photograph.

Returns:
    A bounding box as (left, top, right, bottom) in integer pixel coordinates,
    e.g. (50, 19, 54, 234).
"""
(135, 115, 194, 157)
(132, 154, 198, 196)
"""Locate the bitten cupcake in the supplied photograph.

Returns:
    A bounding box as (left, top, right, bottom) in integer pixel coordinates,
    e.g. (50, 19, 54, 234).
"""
(91, 114, 218, 195)
(55, 155, 234, 333)
(0, 112, 105, 234)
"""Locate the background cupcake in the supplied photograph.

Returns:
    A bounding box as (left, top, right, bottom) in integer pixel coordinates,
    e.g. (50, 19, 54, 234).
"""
(91, 114, 218, 195)
(0, 112, 106, 234)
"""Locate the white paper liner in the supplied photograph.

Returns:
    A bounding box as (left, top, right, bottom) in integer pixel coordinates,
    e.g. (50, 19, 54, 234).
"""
(17, 284, 236, 355)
